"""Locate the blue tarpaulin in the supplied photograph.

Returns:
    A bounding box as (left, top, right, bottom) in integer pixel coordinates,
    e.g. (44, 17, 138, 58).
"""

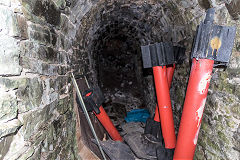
(124, 109, 150, 123)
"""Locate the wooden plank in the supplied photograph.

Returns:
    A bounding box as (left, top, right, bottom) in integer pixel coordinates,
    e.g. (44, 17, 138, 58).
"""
(73, 78, 109, 159)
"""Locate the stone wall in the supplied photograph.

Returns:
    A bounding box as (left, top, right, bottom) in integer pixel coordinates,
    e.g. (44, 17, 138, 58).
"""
(0, 0, 95, 159)
(0, 0, 239, 159)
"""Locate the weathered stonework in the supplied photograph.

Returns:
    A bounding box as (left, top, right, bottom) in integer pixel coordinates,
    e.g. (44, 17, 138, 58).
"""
(0, 35, 22, 76)
(0, 0, 84, 159)
(0, 0, 239, 159)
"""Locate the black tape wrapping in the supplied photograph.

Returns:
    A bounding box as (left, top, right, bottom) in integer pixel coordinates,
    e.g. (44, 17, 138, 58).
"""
(79, 87, 105, 114)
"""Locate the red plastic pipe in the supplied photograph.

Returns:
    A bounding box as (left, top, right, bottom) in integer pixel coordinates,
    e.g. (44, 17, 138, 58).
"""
(94, 106, 123, 142)
(154, 64, 175, 123)
(153, 66, 176, 149)
(167, 64, 176, 87)
(173, 58, 214, 159)
(154, 106, 161, 122)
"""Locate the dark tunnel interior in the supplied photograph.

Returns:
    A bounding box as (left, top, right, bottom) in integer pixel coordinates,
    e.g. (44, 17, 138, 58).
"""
(92, 24, 147, 126)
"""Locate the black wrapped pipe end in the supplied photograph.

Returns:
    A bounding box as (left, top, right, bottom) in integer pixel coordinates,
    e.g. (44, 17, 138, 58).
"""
(141, 42, 175, 68)
(191, 8, 237, 66)
(173, 46, 186, 64)
(141, 43, 186, 68)
(204, 8, 215, 24)
(81, 86, 105, 114)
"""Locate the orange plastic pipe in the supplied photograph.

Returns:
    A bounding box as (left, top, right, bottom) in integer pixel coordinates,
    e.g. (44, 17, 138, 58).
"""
(153, 66, 176, 149)
(154, 64, 175, 122)
(154, 106, 161, 122)
(167, 64, 176, 87)
(174, 58, 214, 159)
(94, 106, 123, 142)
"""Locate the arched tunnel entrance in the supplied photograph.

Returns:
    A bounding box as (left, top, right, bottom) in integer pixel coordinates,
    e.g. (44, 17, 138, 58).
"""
(74, 1, 192, 158)
(73, 1, 240, 159)
(73, 2, 191, 158)
(76, 0, 192, 120)
(72, 1, 240, 159)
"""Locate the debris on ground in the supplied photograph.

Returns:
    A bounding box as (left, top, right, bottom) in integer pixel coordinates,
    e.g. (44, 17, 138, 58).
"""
(124, 109, 150, 123)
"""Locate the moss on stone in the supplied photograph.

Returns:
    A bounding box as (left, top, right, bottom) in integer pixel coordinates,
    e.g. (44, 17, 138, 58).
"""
(217, 131, 230, 145)
(201, 120, 211, 133)
(226, 118, 236, 128)
(194, 145, 205, 160)
(230, 104, 240, 116)
(207, 137, 221, 152)
(217, 115, 223, 121)
(224, 106, 231, 114)
(217, 80, 234, 95)
(216, 122, 224, 131)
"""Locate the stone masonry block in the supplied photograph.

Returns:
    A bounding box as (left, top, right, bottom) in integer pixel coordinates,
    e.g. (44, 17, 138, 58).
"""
(0, 135, 13, 159)
(20, 41, 39, 58)
(0, 77, 28, 91)
(0, 35, 22, 76)
(0, 6, 27, 38)
(20, 41, 60, 64)
(0, 93, 18, 123)
(16, 77, 43, 113)
(14, 14, 29, 39)
(59, 33, 72, 51)
(0, 119, 22, 138)
(60, 13, 76, 38)
(29, 30, 51, 45)
(18, 100, 58, 141)
(0, 6, 14, 36)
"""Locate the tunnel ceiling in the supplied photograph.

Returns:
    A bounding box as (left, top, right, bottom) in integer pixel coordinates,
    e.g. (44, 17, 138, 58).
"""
(76, 0, 195, 48)
(74, 0, 207, 88)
